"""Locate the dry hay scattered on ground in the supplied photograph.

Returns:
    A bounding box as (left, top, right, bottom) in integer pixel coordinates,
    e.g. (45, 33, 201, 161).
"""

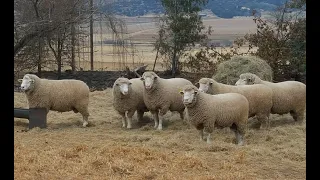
(14, 90, 305, 180)
(213, 55, 273, 85)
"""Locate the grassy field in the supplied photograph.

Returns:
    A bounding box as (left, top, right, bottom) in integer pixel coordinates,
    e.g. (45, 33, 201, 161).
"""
(14, 90, 306, 180)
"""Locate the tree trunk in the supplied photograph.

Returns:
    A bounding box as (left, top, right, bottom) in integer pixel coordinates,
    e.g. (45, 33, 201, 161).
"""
(71, 23, 76, 73)
(89, 0, 94, 71)
(37, 38, 42, 77)
(57, 57, 62, 79)
(172, 48, 177, 77)
(153, 46, 159, 71)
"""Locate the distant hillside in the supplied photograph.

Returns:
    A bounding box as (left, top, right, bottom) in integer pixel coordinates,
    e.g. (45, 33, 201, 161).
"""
(100, 0, 286, 18)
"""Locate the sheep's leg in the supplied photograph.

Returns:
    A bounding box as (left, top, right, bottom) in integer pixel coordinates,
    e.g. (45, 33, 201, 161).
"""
(137, 110, 144, 122)
(179, 111, 184, 120)
(204, 126, 213, 144)
(234, 131, 243, 146)
(291, 109, 305, 125)
(77, 107, 89, 127)
(257, 113, 270, 130)
(126, 110, 135, 129)
(74, 99, 90, 127)
(196, 123, 205, 141)
(235, 123, 246, 146)
(198, 129, 204, 141)
(119, 112, 126, 128)
(295, 113, 305, 125)
(158, 108, 169, 130)
(158, 114, 164, 130)
(206, 132, 212, 144)
(230, 124, 240, 144)
(266, 114, 271, 129)
(151, 111, 159, 129)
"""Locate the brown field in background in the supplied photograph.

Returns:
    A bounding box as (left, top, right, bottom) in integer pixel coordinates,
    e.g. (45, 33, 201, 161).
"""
(14, 90, 306, 180)
(41, 16, 258, 72)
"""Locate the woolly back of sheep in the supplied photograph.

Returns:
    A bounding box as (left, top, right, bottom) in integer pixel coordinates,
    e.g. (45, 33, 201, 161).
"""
(212, 55, 273, 85)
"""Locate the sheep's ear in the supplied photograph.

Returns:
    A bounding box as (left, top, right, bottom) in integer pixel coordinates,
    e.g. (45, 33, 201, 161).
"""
(152, 72, 159, 79)
(179, 90, 184, 95)
(194, 82, 199, 85)
(18, 79, 23, 82)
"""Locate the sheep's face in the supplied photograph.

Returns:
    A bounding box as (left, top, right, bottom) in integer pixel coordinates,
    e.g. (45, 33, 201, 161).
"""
(180, 88, 198, 105)
(198, 78, 213, 93)
(140, 72, 158, 90)
(114, 79, 132, 95)
(236, 73, 258, 85)
(235, 78, 247, 85)
(18, 75, 35, 92)
(198, 82, 210, 93)
(235, 76, 253, 85)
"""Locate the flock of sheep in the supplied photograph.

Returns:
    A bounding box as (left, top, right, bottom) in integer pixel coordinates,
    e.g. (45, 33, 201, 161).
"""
(18, 71, 306, 145)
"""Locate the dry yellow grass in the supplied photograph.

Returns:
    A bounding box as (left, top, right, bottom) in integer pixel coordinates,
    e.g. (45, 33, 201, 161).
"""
(14, 90, 306, 180)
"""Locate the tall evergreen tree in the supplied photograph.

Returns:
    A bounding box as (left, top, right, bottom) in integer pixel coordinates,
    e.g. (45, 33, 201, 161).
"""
(155, 0, 210, 77)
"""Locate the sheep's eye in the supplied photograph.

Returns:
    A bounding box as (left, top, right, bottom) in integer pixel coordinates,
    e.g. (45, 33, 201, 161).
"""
(116, 84, 119, 86)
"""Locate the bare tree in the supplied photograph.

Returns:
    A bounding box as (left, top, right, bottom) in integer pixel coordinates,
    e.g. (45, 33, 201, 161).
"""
(14, 0, 92, 75)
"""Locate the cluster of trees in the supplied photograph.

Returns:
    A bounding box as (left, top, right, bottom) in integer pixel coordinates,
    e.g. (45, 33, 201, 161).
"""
(14, 0, 94, 78)
(14, 0, 126, 78)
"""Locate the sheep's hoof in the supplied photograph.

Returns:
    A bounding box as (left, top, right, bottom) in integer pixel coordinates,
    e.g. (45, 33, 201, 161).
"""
(127, 126, 132, 129)
(157, 126, 163, 130)
(237, 141, 244, 146)
(82, 122, 88, 127)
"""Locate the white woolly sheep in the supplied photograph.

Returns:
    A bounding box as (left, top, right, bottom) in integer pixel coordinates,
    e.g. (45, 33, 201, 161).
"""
(18, 74, 90, 127)
(197, 78, 273, 129)
(180, 84, 249, 145)
(112, 77, 149, 129)
(235, 73, 306, 123)
(140, 71, 193, 130)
